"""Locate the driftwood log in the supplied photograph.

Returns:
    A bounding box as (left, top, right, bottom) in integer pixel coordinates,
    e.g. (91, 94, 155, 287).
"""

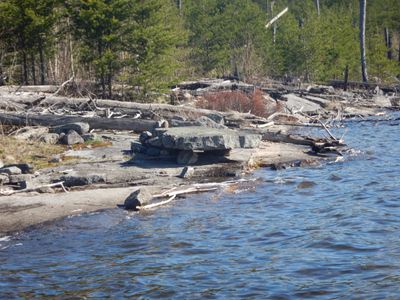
(0, 94, 220, 115)
(0, 112, 158, 132)
(0, 94, 267, 125)
(262, 131, 345, 155)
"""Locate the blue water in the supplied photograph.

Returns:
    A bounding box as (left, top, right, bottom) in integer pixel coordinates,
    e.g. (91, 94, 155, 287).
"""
(0, 115, 399, 299)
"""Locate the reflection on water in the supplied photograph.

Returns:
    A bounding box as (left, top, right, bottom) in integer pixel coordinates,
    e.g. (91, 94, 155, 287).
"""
(1, 115, 400, 299)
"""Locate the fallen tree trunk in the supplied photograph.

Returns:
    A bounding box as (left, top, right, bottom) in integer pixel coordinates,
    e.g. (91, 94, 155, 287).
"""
(0, 94, 267, 125)
(262, 131, 345, 155)
(0, 85, 59, 94)
(0, 94, 218, 115)
(262, 131, 316, 146)
(0, 112, 158, 132)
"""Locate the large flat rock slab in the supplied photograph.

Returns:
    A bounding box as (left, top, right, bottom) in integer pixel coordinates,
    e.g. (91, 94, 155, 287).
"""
(283, 94, 322, 113)
(155, 127, 261, 151)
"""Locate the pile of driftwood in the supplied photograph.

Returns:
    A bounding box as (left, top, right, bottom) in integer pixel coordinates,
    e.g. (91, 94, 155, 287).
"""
(1, 78, 397, 131)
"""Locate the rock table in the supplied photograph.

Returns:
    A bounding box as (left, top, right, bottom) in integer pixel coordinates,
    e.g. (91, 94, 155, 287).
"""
(147, 127, 262, 164)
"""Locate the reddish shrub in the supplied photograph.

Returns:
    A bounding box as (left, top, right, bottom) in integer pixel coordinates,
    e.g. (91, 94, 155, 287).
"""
(196, 89, 269, 117)
(251, 89, 266, 117)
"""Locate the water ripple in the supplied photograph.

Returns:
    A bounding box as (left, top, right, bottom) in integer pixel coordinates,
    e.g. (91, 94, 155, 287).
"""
(1, 115, 400, 298)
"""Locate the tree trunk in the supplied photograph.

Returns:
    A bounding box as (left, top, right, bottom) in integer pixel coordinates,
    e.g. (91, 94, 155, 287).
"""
(359, 0, 368, 83)
(398, 42, 400, 62)
(270, 1, 277, 44)
(107, 72, 112, 99)
(344, 65, 349, 91)
(384, 28, 392, 60)
(0, 112, 158, 132)
(39, 39, 45, 85)
(68, 17, 76, 78)
(31, 54, 37, 85)
(98, 43, 106, 98)
(178, 0, 182, 15)
(315, 0, 320, 17)
(19, 35, 29, 85)
(22, 51, 28, 85)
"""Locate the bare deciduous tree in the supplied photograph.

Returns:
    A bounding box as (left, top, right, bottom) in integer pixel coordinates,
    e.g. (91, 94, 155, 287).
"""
(359, 0, 368, 83)
(315, 0, 320, 17)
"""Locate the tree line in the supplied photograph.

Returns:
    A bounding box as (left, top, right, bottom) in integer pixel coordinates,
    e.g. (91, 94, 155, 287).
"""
(0, 0, 399, 98)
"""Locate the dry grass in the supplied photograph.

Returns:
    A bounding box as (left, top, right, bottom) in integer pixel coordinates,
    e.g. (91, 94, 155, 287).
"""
(0, 135, 65, 170)
(71, 139, 112, 150)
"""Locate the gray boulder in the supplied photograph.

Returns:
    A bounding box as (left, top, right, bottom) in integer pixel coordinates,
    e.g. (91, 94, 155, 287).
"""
(9, 174, 33, 189)
(283, 94, 322, 113)
(39, 133, 60, 145)
(239, 134, 262, 148)
(158, 127, 262, 151)
(9, 174, 33, 184)
(51, 122, 90, 135)
(60, 130, 84, 145)
(390, 97, 400, 107)
(0, 174, 9, 185)
(13, 126, 49, 141)
(372, 96, 392, 108)
(159, 127, 261, 151)
(206, 113, 225, 124)
(124, 188, 153, 210)
(147, 136, 163, 148)
(170, 116, 226, 129)
(5, 163, 33, 174)
(60, 174, 106, 187)
(161, 127, 241, 151)
(195, 116, 227, 129)
(178, 166, 195, 178)
(139, 131, 153, 144)
(0, 166, 22, 175)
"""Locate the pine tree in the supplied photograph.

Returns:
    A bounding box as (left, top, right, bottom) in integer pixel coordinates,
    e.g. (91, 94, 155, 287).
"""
(126, 0, 187, 93)
(66, 0, 185, 97)
(184, 0, 266, 80)
(66, 0, 132, 98)
(0, 0, 58, 85)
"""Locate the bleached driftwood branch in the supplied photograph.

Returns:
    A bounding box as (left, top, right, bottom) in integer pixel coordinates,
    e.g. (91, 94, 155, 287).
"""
(266, 7, 289, 29)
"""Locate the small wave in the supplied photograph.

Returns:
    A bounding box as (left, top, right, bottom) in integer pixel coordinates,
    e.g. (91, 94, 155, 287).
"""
(0, 236, 11, 242)
(294, 289, 334, 298)
(308, 240, 380, 252)
(297, 181, 317, 189)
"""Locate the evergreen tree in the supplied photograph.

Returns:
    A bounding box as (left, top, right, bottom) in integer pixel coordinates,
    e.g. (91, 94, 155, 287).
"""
(184, 0, 266, 79)
(0, 0, 58, 84)
(66, 0, 132, 98)
(125, 0, 187, 93)
(2, 0, 400, 92)
(67, 0, 185, 97)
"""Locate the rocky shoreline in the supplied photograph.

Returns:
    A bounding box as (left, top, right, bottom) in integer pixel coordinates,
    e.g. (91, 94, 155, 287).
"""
(0, 79, 398, 236)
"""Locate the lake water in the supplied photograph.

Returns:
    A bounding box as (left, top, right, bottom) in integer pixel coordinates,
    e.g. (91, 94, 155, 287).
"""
(1, 114, 399, 299)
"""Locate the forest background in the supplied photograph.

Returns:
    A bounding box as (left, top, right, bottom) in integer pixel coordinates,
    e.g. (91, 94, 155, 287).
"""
(0, 0, 399, 99)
